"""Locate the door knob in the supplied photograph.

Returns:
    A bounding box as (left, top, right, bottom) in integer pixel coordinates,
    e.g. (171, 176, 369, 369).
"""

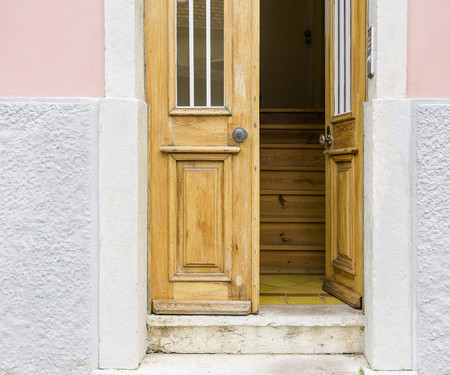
(232, 127, 248, 143)
(319, 126, 332, 147)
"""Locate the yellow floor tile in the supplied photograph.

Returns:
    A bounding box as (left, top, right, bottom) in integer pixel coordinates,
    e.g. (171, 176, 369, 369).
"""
(302, 279, 324, 289)
(260, 295, 288, 305)
(260, 274, 333, 305)
(259, 276, 298, 288)
(259, 283, 279, 293)
(322, 296, 346, 305)
(288, 296, 324, 305)
(282, 275, 313, 284)
(286, 284, 323, 293)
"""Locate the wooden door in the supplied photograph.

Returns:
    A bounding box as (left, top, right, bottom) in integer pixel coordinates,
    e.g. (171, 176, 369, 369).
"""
(146, 0, 259, 314)
(322, 0, 366, 308)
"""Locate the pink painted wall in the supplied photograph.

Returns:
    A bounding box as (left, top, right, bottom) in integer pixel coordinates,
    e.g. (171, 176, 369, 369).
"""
(408, 0, 450, 98)
(0, 0, 104, 97)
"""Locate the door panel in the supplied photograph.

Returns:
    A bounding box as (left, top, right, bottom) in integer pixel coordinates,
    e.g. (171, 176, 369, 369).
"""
(146, 0, 259, 314)
(168, 154, 232, 282)
(323, 0, 365, 308)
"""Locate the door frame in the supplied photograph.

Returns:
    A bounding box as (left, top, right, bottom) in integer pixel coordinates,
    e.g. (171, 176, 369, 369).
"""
(97, 0, 414, 371)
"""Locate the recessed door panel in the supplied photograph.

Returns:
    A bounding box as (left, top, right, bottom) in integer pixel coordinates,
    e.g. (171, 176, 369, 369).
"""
(168, 154, 232, 282)
(330, 154, 356, 276)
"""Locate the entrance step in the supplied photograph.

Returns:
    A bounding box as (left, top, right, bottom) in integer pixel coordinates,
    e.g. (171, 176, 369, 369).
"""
(92, 354, 419, 375)
(146, 305, 364, 354)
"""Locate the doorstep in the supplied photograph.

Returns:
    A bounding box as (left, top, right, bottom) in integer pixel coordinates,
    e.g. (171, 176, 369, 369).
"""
(147, 305, 364, 354)
(92, 354, 419, 375)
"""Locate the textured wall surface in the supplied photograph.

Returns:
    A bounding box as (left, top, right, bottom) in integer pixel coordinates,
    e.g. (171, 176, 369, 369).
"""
(0, 100, 99, 375)
(414, 102, 450, 375)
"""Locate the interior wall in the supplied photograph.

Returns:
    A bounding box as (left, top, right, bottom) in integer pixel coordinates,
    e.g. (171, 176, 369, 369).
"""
(260, 0, 324, 109)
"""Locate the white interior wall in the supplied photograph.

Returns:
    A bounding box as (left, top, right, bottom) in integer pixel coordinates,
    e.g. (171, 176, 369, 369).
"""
(260, 0, 324, 108)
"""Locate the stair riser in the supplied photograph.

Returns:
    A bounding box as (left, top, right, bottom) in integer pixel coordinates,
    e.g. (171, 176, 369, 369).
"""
(147, 325, 363, 354)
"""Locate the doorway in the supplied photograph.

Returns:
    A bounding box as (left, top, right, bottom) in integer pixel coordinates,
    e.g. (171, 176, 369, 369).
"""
(259, 0, 342, 306)
(146, 0, 365, 313)
(259, 0, 366, 309)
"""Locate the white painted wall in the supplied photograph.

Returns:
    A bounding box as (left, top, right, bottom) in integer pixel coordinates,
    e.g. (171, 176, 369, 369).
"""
(98, 98, 148, 369)
(363, 99, 413, 370)
(363, 0, 414, 370)
(413, 101, 450, 375)
(98, 0, 148, 370)
(0, 99, 99, 375)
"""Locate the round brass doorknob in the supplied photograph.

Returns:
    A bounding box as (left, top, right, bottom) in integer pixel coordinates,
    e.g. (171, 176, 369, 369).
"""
(232, 127, 248, 143)
(319, 133, 332, 147)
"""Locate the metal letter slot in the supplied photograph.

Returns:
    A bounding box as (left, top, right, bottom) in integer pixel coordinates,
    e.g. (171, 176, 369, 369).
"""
(232, 127, 248, 143)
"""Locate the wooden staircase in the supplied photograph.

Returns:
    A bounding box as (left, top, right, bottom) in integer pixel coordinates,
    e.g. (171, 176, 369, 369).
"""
(260, 109, 326, 274)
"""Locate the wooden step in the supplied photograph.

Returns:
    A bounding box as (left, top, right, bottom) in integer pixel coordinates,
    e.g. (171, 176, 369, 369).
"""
(261, 194, 325, 219)
(260, 165, 324, 171)
(261, 148, 324, 169)
(260, 130, 322, 145)
(260, 189, 325, 196)
(260, 143, 323, 149)
(260, 216, 324, 223)
(261, 170, 325, 191)
(260, 123, 324, 130)
(260, 222, 325, 247)
(260, 109, 325, 125)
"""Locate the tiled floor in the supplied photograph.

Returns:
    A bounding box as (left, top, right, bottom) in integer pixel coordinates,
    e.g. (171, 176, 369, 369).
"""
(260, 274, 345, 305)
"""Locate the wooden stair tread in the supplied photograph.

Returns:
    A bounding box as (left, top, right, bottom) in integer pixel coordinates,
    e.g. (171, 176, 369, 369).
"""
(260, 244, 325, 251)
(260, 123, 324, 130)
(260, 215, 325, 223)
(260, 143, 323, 149)
(260, 165, 324, 171)
(260, 189, 325, 196)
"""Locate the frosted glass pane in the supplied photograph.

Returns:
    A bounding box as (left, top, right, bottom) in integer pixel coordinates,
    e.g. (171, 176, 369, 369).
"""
(210, 0, 224, 106)
(176, 0, 224, 107)
(194, 0, 207, 106)
(177, 0, 190, 106)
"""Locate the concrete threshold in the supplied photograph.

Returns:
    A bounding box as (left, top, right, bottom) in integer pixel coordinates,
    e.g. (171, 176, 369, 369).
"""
(92, 354, 419, 375)
(147, 305, 365, 354)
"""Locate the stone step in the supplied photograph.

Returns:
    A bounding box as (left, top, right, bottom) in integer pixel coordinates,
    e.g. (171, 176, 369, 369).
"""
(146, 305, 364, 354)
(92, 354, 419, 375)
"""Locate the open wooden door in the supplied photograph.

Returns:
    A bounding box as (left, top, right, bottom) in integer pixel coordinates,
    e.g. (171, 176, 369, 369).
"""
(146, 0, 259, 314)
(322, 0, 366, 308)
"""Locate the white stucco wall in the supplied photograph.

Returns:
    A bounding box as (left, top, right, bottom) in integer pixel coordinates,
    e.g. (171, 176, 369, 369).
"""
(98, 0, 148, 369)
(413, 101, 450, 375)
(363, 99, 413, 370)
(363, 0, 413, 370)
(0, 100, 99, 375)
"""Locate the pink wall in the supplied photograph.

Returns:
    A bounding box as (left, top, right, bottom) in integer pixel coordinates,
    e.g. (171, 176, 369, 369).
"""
(408, 0, 450, 98)
(0, 0, 104, 97)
